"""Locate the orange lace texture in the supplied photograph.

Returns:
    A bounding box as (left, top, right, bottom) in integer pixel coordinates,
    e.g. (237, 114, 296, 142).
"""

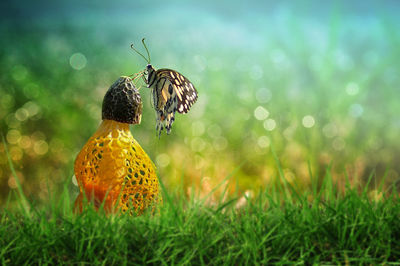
(74, 119, 161, 214)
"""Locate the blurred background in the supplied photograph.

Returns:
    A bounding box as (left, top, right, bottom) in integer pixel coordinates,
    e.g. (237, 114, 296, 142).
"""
(1, 0, 399, 205)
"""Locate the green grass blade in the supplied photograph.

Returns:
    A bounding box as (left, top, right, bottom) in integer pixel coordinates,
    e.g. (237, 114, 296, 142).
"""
(1, 133, 31, 217)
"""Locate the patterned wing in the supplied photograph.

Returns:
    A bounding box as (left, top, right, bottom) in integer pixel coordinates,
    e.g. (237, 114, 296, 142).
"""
(156, 69, 198, 114)
(149, 76, 177, 136)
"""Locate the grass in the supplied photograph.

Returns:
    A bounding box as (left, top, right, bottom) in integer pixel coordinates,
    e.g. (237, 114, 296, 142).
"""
(1, 154, 400, 264)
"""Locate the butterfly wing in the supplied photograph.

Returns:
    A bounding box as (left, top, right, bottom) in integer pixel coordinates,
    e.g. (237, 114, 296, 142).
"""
(147, 67, 198, 137)
(156, 69, 198, 114)
(149, 75, 177, 136)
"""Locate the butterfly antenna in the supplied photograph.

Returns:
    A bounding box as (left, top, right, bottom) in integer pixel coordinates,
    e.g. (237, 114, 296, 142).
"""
(130, 40, 150, 64)
(141, 38, 151, 64)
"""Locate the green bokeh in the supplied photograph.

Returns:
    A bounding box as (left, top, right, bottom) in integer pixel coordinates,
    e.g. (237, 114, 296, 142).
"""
(1, 0, 399, 205)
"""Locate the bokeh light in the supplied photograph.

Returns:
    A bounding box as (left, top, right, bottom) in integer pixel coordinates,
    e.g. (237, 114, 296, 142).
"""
(257, 136, 270, 148)
(1, 0, 400, 205)
(264, 119, 276, 131)
(156, 153, 171, 168)
(6, 130, 21, 144)
(69, 53, 87, 70)
(254, 106, 269, 121)
(302, 115, 315, 128)
(346, 82, 360, 96)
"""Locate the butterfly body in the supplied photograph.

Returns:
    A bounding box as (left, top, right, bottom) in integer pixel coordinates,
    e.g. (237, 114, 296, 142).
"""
(144, 64, 198, 136)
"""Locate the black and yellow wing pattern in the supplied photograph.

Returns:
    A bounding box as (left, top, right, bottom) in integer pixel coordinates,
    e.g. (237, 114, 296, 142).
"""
(145, 65, 198, 136)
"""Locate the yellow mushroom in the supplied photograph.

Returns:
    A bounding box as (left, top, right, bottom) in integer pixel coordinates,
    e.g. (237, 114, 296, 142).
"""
(74, 76, 162, 215)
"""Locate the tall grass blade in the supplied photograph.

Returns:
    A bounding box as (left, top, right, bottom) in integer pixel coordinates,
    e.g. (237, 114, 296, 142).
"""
(1, 134, 31, 217)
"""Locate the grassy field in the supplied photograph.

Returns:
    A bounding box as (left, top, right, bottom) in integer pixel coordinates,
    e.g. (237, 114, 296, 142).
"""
(2, 140, 400, 264)
(2, 166, 400, 264)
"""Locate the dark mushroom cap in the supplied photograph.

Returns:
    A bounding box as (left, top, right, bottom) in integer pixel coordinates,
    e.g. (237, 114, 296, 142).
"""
(102, 76, 142, 124)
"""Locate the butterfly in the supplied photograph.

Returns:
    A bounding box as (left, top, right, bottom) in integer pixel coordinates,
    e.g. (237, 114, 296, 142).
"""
(131, 39, 198, 137)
